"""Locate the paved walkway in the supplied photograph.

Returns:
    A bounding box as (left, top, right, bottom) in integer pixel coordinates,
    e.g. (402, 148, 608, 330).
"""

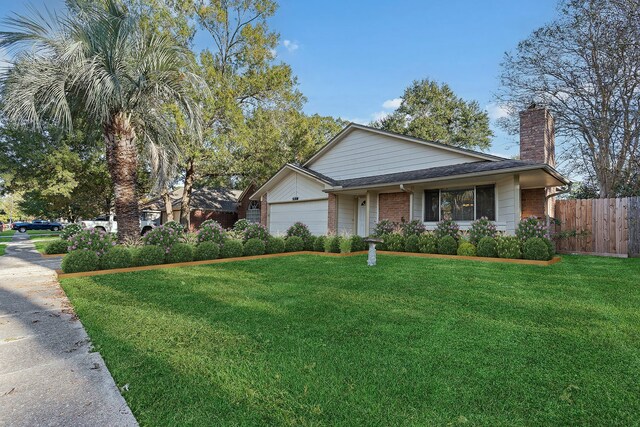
(0, 234, 137, 426)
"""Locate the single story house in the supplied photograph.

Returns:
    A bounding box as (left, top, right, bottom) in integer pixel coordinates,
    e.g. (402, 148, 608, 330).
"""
(250, 106, 570, 236)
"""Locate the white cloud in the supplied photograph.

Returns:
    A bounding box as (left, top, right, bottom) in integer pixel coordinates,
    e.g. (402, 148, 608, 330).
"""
(283, 39, 299, 52)
(382, 97, 402, 110)
(371, 111, 390, 122)
(269, 48, 277, 59)
(486, 102, 510, 121)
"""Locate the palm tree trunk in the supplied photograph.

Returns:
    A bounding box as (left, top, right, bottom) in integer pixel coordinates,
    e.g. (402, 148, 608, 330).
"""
(179, 157, 194, 230)
(104, 112, 140, 242)
(163, 187, 174, 222)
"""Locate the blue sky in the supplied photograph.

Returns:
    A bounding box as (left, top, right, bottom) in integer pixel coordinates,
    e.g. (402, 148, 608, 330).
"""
(1, 0, 560, 157)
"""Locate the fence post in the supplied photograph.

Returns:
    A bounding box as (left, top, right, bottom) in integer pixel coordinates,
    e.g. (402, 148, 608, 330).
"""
(629, 197, 640, 258)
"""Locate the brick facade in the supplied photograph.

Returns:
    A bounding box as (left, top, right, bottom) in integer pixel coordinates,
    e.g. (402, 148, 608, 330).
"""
(260, 194, 268, 227)
(519, 107, 555, 167)
(237, 184, 256, 220)
(190, 210, 237, 231)
(378, 192, 410, 223)
(327, 193, 337, 235)
(520, 189, 546, 219)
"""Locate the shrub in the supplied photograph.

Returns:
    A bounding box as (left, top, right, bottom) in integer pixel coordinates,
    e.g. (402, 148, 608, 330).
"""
(60, 223, 83, 241)
(143, 224, 181, 255)
(384, 234, 405, 252)
(243, 223, 270, 242)
(100, 246, 132, 270)
(523, 237, 552, 261)
(194, 241, 220, 261)
(67, 228, 115, 258)
(120, 235, 144, 248)
(304, 235, 317, 251)
(437, 235, 458, 255)
(404, 234, 420, 252)
(457, 242, 477, 257)
(418, 233, 438, 254)
(166, 243, 194, 264)
(469, 217, 497, 245)
(62, 250, 99, 273)
(516, 216, 550, 242)
(313, 236, 327, 252)
(476, 237, 498, 258)
(233, 218, 250, 232)
(324, 236, 341, 253)
(196, 221, 226, 245)
(180, 232, 199, 246)
(220, 240, 244, 258)
(496, 236, 522, 259)
(132, 245, 165, 266)
(45, 239, 68, 254)
(350, 235, 366, 252)
(266, 237, 286, 254)
(286, 222, 312, 246)
(339, 238, 352, 254)
(285, 236, 305, 252)
(244, 238, 266, 256)
(435, 219, 460, 241)
(543, 237, 555, 257)
(163, 220, 185, 234)
(373, 219, 397, 237)
(400, 220, 426, 237)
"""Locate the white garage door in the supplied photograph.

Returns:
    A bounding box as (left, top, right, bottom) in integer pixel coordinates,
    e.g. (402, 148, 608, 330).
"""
(269, 200, 328, 235)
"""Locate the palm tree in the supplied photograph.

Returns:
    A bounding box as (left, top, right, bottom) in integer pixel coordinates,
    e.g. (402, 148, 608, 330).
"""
(0, 0, 203, 241)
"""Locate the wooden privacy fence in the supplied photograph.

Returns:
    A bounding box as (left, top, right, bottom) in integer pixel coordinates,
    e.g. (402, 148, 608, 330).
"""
(554, 197, 640, 257)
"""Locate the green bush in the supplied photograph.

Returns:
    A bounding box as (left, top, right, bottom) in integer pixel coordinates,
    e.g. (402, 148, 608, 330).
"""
(166, 243, 194, 264)
(457, 242, 477, 257)
(435, 219, 460, 241)
(418, 233, 437, 254)
(233, 219, 250, 232)
(324, 236, 341, 253)
(67, 228, 115, 257)
(516, 216, 549, 242)
(60, 223, 83, 241)
(339, 238, 352, 254)
(62, 250, 99, 273)
(400, 219, 426, 237)
(100, 246, 132, 270)
(45, 239, 68, 254)
(350, 235, 366, 252)
(243, 223, 270, 242)
(285, 236, 305, 252)
(286, 222, 312, 245)
(313, 236, 327, 252)
(163, 220, 185, 234)
(543, 237, 555, 257)
(132, 245, 165, 266)
(469, 217, 497, 245)
(437, 235, 458, 255)
(194, 241, 220, 261)
(385, 234, 405, 252)
(244, 238, 266, 256)
(404, 234, 420, 252)
(523, 237, 552, 261)
(196, 221, 226, 245)
(220, 240, 244, 258)
(476, 237, 498, 258)
(304, 235, 317, 251)
(372, 219, 397, 237)
(143, 224, 181, 254)
(266, 237, 286, 254)
(496, 236, 522, 259)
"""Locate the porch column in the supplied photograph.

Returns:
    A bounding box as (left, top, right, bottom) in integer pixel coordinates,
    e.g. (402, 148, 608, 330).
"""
(328, 193, 337, 235)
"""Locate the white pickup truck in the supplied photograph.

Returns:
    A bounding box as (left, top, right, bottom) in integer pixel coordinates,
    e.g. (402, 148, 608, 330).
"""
(81, 214, 158, 235)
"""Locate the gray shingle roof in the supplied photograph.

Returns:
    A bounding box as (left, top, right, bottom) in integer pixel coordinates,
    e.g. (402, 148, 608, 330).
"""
(142, 187, 241, 212)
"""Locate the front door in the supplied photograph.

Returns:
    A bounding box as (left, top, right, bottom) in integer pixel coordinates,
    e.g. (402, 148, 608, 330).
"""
(357, 197, 367, 236)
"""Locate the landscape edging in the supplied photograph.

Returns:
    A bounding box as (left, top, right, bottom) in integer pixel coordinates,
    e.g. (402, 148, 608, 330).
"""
(56, 250, 561, 279)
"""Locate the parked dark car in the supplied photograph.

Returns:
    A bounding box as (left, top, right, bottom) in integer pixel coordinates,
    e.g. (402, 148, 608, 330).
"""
(12, 219, 64, 233)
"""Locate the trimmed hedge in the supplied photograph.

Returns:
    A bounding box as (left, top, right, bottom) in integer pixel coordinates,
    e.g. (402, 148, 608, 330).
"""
(100, 246, 132, 270)
(350, 235, 366, 252)
(437, 235, 458, 255)
(266, 237, 286, 254)
(418, 233, 437, 254)
(132, 245, 165, 266)
(244, 238, 266, 256)
(62, 250, 99, 273)
(314, 236, 327, 252)
(194, 241, 220, 261)
(285, 236, 305, 252)
(476, 237, 498, 258)
(339, 238, 352, 254)
(45, 239, 68, 254)
(324, 236, 341, 253)
(523, 237, 551, 261)
(304, 235, 317, 251)
(384, 234, 405, 252)
(220, 240, 244, 258)
(166, 243, 194, 264)
(404, 234, 420, 253)
(497, 236, 521, 259)
(457, 242, 477, 257)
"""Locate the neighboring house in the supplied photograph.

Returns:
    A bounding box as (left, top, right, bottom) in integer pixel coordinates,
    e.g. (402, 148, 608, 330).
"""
(236, 183, 261, 224)
(143, 187, 243, 230)
(251, 106, 570, 236)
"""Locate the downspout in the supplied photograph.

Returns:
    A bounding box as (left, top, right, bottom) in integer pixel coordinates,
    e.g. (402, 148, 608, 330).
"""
(400, 184, 413, 222)
(544, 183, 572, 228)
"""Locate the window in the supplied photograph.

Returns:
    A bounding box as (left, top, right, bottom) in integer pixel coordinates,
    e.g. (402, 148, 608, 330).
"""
(424, 185, 496, 222)
(246, 200, 261, 223)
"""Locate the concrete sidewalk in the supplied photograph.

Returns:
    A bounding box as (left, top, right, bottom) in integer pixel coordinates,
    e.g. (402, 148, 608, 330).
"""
(0, 234, 137, 426)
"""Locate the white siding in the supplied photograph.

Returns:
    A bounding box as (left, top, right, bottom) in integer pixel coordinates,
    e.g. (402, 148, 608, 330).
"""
(308, 129, 481, 180)
(367, 191, 379, 233)
(337, 195, 355, 235)
(268, 170, 327, 203)
(497, 175, 519, 234)
(269, 200, 328, 235)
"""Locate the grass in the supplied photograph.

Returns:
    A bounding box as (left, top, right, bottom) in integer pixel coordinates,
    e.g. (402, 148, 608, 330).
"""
(29, 234, 62, 241)
(0, 244, 5, 256)
(26, 230, 61, 235)
(0, 230, 15, 237)
(60, 255, 640, 426)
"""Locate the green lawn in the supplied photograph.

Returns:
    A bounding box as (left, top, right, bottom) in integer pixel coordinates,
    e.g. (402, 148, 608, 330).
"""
(29, 234, 62, 241)
(0, 244, 6, 256)
(60, 255, 640, 426)
(26, 230, 61, 235)
(0, 230, 15, 237)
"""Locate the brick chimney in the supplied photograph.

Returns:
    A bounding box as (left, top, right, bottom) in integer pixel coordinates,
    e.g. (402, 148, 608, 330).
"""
(519, 105, 555, 166)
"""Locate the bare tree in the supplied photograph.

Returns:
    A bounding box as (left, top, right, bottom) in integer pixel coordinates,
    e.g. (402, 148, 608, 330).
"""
(497, 0, 640, 197)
